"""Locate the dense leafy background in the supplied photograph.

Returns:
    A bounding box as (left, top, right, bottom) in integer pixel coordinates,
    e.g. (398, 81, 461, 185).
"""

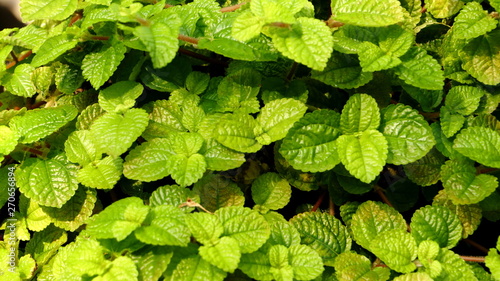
(1, 0, 500, 280)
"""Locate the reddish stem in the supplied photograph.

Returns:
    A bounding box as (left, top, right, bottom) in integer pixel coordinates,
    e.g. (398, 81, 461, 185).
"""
(477, 167, 500, 175)
(69, 12, 83, 27)
(30, 101, 46, 109)
(91, 36, 110, 41)
(178, 48, 228, 66)
(374, 185, 394, 208)
(311, 191, 327, 212)
(325, 18, 344, 28)
(6, 50, 33, 70)
(269, 22, 291, 28)
(463, 239, 489, 254)
(10, 51, 18, 62)
(460, 256, 485, 263)
(220, 2, 247, 13)
(178, 34, 199, 45)
(329, 197, 335, 216)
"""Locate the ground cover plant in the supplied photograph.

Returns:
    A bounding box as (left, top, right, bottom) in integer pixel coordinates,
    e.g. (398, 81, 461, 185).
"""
(1, 0, 500, 280)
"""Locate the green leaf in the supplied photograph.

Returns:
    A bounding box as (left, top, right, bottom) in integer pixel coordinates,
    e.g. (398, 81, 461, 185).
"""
(20, 195, 52, 231)
(134, 12, 181, 69)
(486, 239, 500, 280)
(453, 2, 497, 39)
(279, 109, 342, 173)
(0, 125, 19, 155)
(402, 84, 443, 112)
(90, 108, 149, 157)
(255, 98, 307, 145)
(269, 17, 333, 71)
(185, 212, 223, 245)
(393, 47, 444, 90)
(214, 114, 262, 153)
(95, 256, 139, 281)
(131, 246, 173, 281)
(192, 174, 245, 213)
(370, 230, 417, 273)
(393, 272, 434, 281)
(288, 244, 325, 279)
(31, 34, 78, 68)
(445, 86, 486, 115)
(340, 94, 380, 134)
(380, 104, 435, 165)
(199, 236, 241, 273)
(231, 11, 265, 42)
(351, 201, 408, 251)
(168, 153, 207, 187)
(134, 205, 190, 246)
(185, 71, 210, 96)
(76, 103, 106, 131)
(171, 255, 227, 281)
(77, 156, 123, 189)
(64, 238, 108, 277)
(266, 220, 301, 248)
(201, 139, 245, 171)
(64, 130, 101, 166)
(1, 64, 36, 97)
(404, 148, 445, 186)
(440, 107, 465, 138)
(425, 0, 463, 18)
(333, 252, 390, 281)
(460, 30, 500, 86)
(311, 52, 373, 89)
(82, 42, 127, 89)
(441, 159, 498, 204)
(410, 205, 463, 248)
(41, 187, 97, 232)
(98, 81, 144, 113)
(331, 0, 405, 26)
(20, 0, 78, 21)
(142, 100, 186, 140)
(290, 212, 351, 266)
(453, 126, 500, 168)
(216, 67, 261, 114)
(239, 250, 274, 280)
(252, 173, 291, 212)
(435, 247, 477, 281)
(81, 4, 119, 30)
(25, 225, 67, 265)
(215, 206, 270, 253)
(268, 245, 294, 281)
(150, 184, 199, 211)
(337, 130, 388, 183)
(16, 155, 79, 208)
(357, 44, 402, 72)
(85, 197, 150, 241)
(123, 138, 173, 182)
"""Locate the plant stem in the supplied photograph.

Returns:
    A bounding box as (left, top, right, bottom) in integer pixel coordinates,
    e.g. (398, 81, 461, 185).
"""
(311, 190, 327, 212)
(6, 50, 33, 69)
(269, 22, 291, 28)
(10, 51, 18, 62)
(220, 2, 248, 13)
(91, 36, 110, 41)
(69, 12, 83, 26)
(325, 18, 344, 28)
(374, 185, 394, 208)
(460, 255, 486, 263)
(178, 48, 228, 66)
(286, 62, 299, 81)
(178, 34, 199, 45)
(477, 167, 500, 175)
(464, 239, 489, 254)
(329, 197, 335, 216)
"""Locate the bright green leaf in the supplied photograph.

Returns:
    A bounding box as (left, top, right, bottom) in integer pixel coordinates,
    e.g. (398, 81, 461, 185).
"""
(201, 139, 245, 171)
(123, 138, 173, 182)
(85, 197, 150, 241)
(311, 52, 373, 89)
(453, 126, 500, 168)
(1, 64, 36, 97)
(199, 236, 241, 273)
(290, 212, 351, 266)
(445, 86, 486, 116)
(171, 255, 227, 281)
(334, 251, 391, 281)
(31, 35, 78, 68)
(20, 0, 77, 21)
(94, 256, 139, 281)
(0, 125, 19, 155)
(340, 94, 380, 134)
(426, 0, 463, 18)
(64, 130, 101, 166)
(393, 272, 434, 281)
(214, 114, 262, 153)
(410, 205, 463, 248)
(453, 2, 497, 39)
(435, 247, 477, 281)
(185, 212, 223, 245)
(288, 244, 324, 279)
(25, 225, 67, 266)
(142, 100, 186, 140)
(337, 130, 388, 183)
(77, 156, 123, 189)
(98, 81, 144, 113)
(279, 109, 342, 173)
(193, 174, 245, 213)
(82, 42, 127, 89)
(331, 0, 405, 26)
(134, 205, 190, 246)
(370, 230, 417, 273)
(460, 30, 500, 86)
(231, 10, 264, 42)
(393, 47, 444, 90)
(168, 153, 206, 187)
(252, 172, 291, 212)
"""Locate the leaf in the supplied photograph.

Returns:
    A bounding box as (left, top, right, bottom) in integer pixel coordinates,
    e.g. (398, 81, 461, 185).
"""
(268, 245, 294, 281)
(90, 108, 149, 157)
(393, 272, 434, 281)
(85, 197, 150, 241)
(20, 0, 78, 21)
(255, 98, 307, 145)
(393, 47, 444, 90)
(199, 236, 241, 273)
(453, 126, 500, 168)
(16, 155, 79, 208)
(453, 2, 497, 39)
(20, 195, 52, 231)
(215, 206, 270, 253)
(216, 67, 261, 114)
(337, 130, 388, 183)
(340, 94, 380, 134)
(290, 212, 351, 266)
(131, 246, 173, 281)
(214, 114, 262, 153)
(426, 0, 463, 18)
(350, 201, 408, 251)
(486, 240, 500, 280)
(434, 247, 477, 281)
(95, 256, 139, 281)
(402, 84, 443, 112)
(185, 212, 223, 245)
(0, 125, 19, 155)
(441, 159, 498, 204)
(142, 100, 186, 140)
(188, 174, 243, 214)
(410, 205, 463, 248)
(171, 255, 227, 281)
(31, 34, 78, 67)
(134, 205, 190, 246)
(380, 104, 435, 165)
(82, 42, 127, 89)
(445, 86, 486, 116)
(98, 81, 144, 113)
(64, 130, 101, 166)
(77, 156, 123, 189)
(331, 0, 405, 26)
(123, 138, 173, 182)
(289, 244, 325, 279)
(279, 110, 342, 173)
(134, 12, 181, 69)
(1, 64, 36, 97)
(25, 225, 67, 265)
(231, 10, 264, 41)
(370, 230, 417, 273)
(266, 220, 301, 248)
(311, 52, 373, 89)
(201, 139, 245, 171)
(76, 103, 106, 131)
(41, 187, 97, 232)
(252, 173, 291, 212)
(460, 30, 500, 86)
(404, 148, 445, 186)
(269, 17, 333, 71)
(333, 252, 390, 281)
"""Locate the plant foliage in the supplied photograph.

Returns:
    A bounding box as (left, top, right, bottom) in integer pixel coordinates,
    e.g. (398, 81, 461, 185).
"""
(1, 0, 500, 280)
